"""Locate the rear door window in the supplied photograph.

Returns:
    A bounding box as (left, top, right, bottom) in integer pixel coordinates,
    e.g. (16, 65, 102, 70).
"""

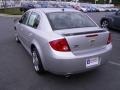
(19, 11, 30, 24)
(27, 12, 40, 28)
(46, 12, 97, 30)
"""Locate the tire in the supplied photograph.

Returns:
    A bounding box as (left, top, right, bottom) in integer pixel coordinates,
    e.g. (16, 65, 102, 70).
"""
(32, 48, 44, 73)
(101, 20, 109, 28)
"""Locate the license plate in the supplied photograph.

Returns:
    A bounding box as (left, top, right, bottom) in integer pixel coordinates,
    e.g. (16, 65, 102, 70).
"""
(86, 57, 99, 68)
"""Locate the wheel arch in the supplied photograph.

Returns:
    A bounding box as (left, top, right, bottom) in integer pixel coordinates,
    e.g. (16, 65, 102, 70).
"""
(101, 17, 114, 25)
(31, 44, 36, 53)
(30, 41, 47, 70)
(100, 18, 109, 25)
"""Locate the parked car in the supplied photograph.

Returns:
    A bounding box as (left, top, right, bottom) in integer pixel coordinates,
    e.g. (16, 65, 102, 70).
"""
(81, 6, 91, 12)
(62, 4, 72, 8)
(96, 7, 106, 12)
(33, 4, 41, 8)
(103, 7, 111, 12)
(14, 8, 112, 75)
(74, 5, 81, 11)
(80, 6, 88, 12)
(101, 10, 120, 30)
(110, 7, 119, 12)
(40, 4, 48, 8)
(91, 6, 99, 12)
(91, 6, 100, 12)
(79, 5, 99, 12)
(20, 2, 49, 12)
(20, 3, 35, 12)
(104, 7, 119, 12)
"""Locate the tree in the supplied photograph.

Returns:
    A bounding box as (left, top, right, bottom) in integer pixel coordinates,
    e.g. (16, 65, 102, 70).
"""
(112, 0, 120, 4)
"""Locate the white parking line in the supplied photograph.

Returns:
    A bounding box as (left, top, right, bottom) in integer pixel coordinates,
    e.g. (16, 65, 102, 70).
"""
(108, 61, 120, 66)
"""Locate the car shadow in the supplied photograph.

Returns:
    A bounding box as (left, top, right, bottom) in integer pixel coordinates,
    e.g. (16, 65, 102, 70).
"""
(37, 67, 103, 82)
(109, 29, 120, 33)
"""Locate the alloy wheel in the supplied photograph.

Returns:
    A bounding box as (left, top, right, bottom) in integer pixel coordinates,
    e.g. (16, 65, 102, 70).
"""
(101, 20, 109, 28)
(32, 51, 40, 72)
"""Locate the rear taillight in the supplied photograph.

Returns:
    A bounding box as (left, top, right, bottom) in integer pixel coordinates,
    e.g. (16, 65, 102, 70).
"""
(107, 33, 112, 44)
(49, 38, 71, 52)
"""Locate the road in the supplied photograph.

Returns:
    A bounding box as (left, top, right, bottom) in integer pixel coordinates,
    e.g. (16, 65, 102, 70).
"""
(0, 12, 120, 90)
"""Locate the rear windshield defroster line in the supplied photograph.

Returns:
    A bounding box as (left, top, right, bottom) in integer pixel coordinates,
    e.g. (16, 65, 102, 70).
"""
(46, 12, 97, 30)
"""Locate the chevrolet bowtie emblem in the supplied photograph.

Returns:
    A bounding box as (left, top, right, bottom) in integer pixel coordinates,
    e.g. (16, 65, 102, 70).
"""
(90, 39, 96, 46)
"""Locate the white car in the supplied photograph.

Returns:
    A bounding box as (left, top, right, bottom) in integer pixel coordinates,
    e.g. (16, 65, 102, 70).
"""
(80, 6, 88, 12)
(97, 7, 106, 12)
(14, 8, 112, 75)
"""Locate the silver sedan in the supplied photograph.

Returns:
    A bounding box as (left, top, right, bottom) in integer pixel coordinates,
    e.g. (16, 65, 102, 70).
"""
(14, 8, 112, 75)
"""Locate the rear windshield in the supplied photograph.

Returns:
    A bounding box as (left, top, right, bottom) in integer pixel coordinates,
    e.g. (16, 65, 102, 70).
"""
(46, 12, 97, 30)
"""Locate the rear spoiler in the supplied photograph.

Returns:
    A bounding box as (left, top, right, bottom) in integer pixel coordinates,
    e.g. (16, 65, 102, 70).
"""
(62, 30, 107, 36)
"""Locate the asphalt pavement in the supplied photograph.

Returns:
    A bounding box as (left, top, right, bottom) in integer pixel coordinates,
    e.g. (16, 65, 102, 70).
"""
(0, 12, 120, 90)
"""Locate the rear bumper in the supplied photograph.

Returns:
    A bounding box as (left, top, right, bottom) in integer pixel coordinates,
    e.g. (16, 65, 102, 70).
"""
(44, 44, 112, 75)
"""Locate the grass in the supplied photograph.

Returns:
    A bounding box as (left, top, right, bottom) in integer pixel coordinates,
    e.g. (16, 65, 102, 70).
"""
(0, 7, 22, 15)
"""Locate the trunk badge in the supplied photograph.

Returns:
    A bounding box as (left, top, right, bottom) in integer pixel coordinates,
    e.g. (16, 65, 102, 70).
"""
(90, 39, 96, 46)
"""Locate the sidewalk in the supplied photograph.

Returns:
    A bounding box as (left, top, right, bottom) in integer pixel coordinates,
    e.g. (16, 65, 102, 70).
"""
(0, 13, 21, 17)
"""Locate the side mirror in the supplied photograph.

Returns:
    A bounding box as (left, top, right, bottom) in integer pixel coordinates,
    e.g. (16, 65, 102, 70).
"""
(19, 19, 22, 23)
(14, 18, 20, 23)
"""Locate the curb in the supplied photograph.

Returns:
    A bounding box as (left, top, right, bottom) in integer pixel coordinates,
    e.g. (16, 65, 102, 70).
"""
(0, 14, 21, 18)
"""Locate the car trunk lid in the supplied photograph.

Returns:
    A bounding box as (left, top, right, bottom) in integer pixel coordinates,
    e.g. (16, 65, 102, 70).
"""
(54, 27, 109, 55)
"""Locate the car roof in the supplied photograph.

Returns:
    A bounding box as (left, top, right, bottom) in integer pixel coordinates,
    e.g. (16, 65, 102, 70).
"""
(30, 8, 80, 13)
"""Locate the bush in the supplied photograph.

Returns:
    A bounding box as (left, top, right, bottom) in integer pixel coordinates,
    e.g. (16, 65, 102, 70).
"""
(0, 7, 22, 15)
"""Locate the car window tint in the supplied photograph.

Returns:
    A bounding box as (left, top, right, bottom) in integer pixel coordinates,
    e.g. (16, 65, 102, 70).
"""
(27, 12, 40, 28)
(20, 12, 30, 24)
(46, 12, 97, 30)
